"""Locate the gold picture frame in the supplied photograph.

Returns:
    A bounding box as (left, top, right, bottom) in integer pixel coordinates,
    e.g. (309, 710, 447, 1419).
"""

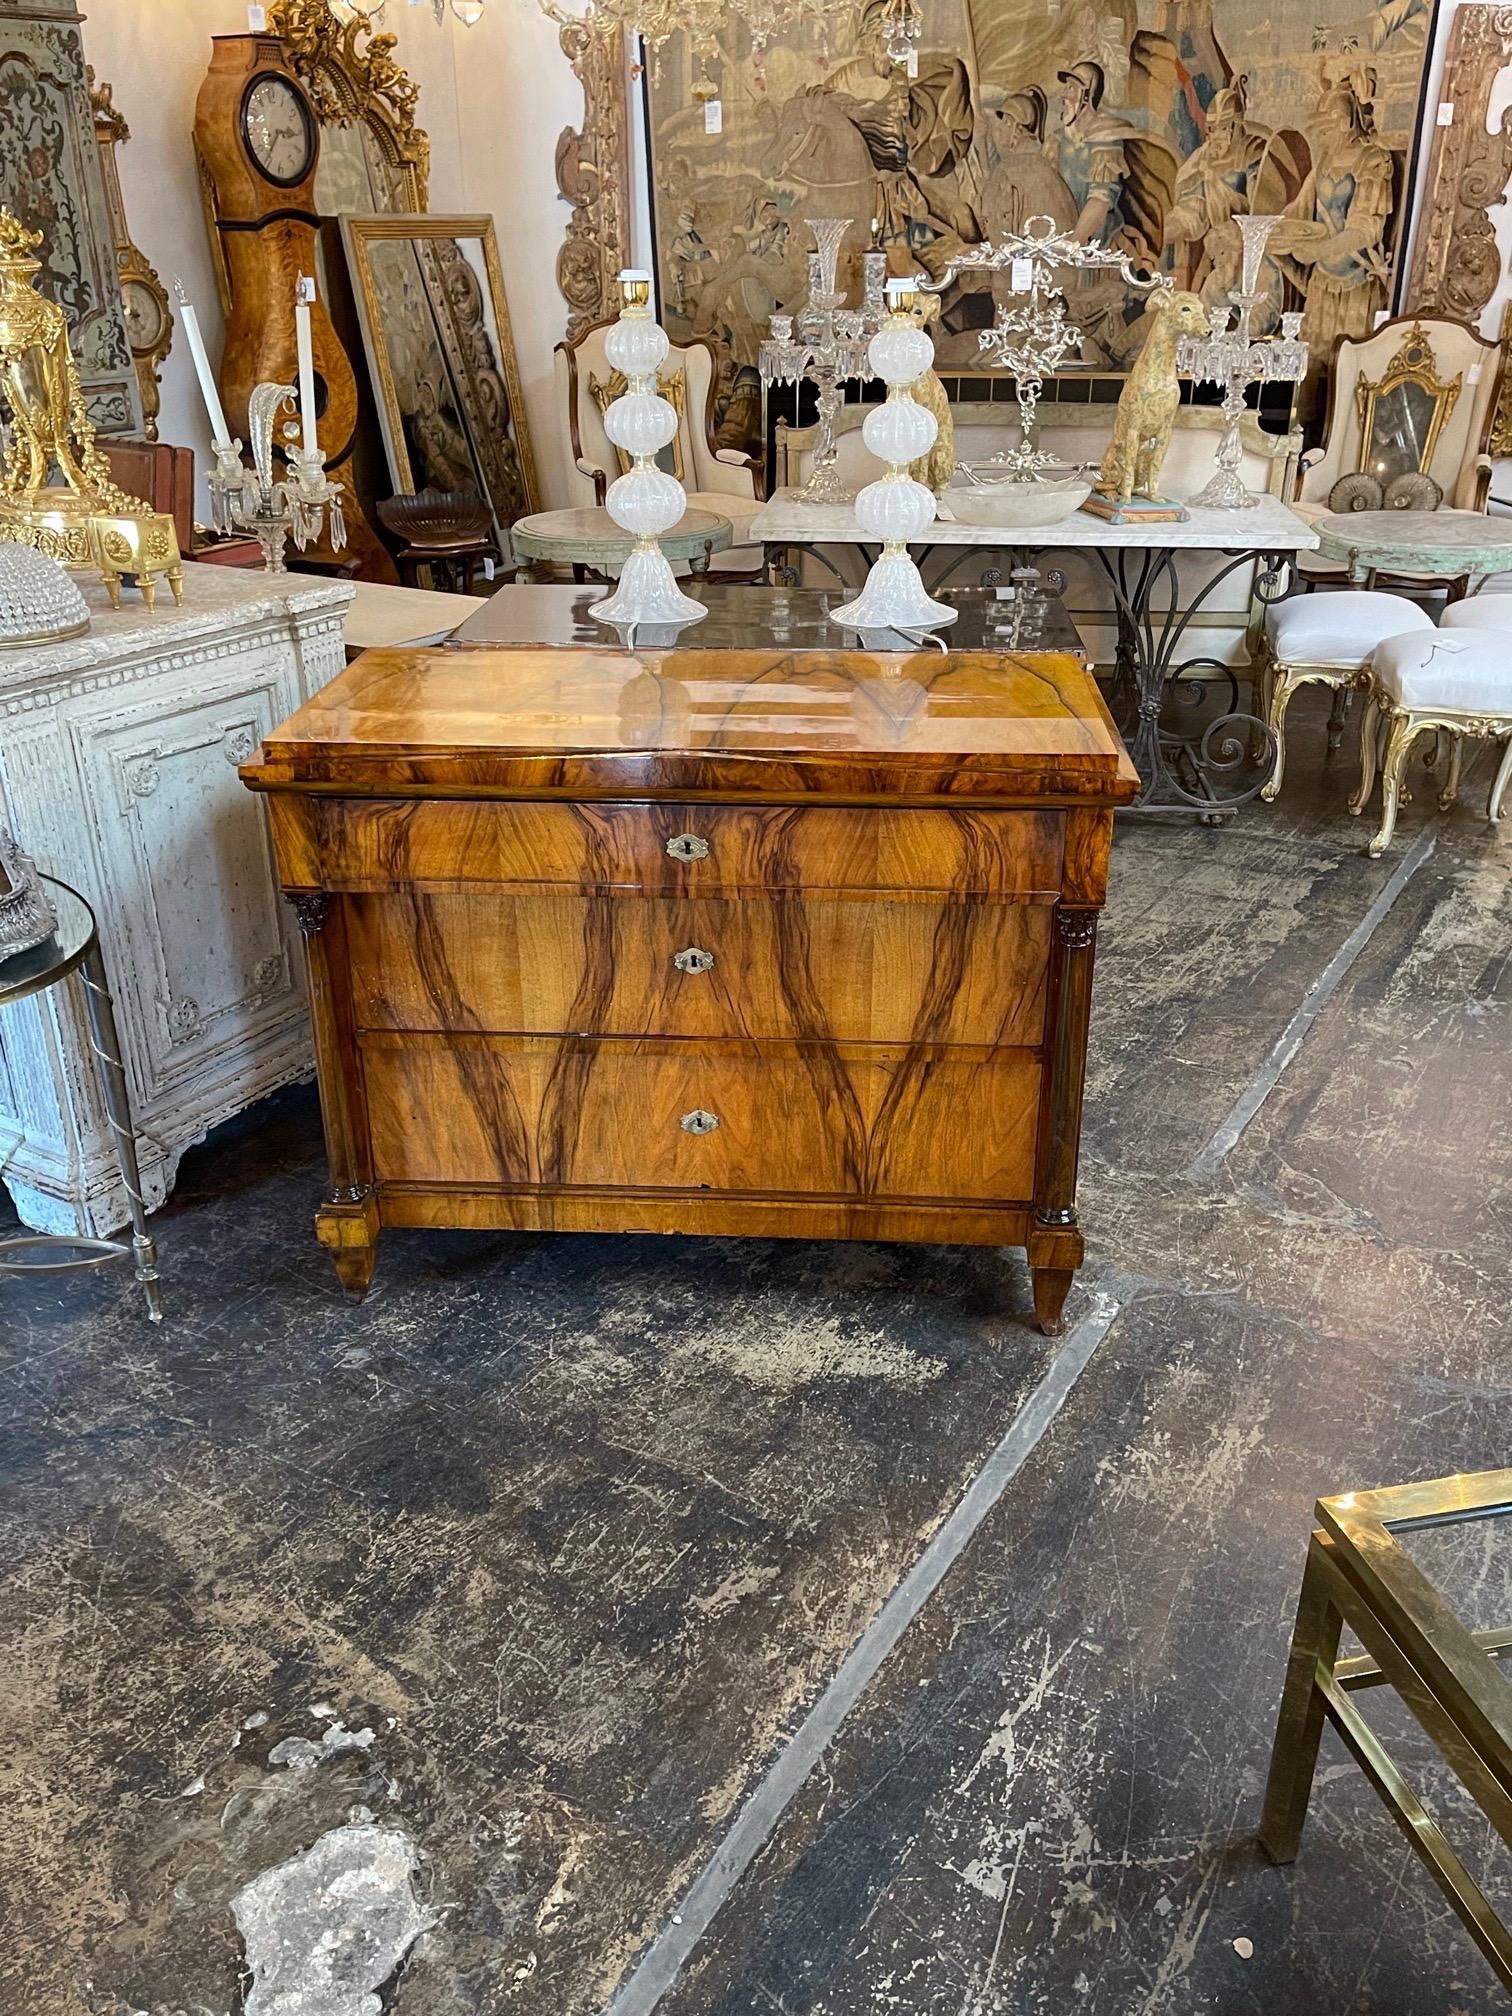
(340, 212, 539, 541)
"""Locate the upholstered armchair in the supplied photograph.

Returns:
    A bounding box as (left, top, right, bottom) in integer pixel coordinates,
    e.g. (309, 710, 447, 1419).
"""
(553, 319, 763, 575)
(1294, 316, 1505, 584)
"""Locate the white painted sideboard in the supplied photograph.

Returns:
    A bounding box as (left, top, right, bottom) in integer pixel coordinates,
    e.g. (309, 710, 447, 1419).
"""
(0, 566, 354, 1236)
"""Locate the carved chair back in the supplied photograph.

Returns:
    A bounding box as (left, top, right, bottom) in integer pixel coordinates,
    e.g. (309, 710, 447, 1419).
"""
(553, 317, 760, 509)
(1297, 315, 1504, 513)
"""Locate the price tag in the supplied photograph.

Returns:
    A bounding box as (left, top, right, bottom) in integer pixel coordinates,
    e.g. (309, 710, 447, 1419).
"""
(1010, 256, 1033, 293)
(993, 584, 1016, 601)
(247, 3, 267, 26)
(704, 98, 723, 134)
(905, 47, 918, 77)
(1436, 100, 1455, 125)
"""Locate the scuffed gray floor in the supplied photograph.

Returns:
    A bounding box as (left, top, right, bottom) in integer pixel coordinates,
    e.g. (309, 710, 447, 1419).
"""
(2, 689, 1508, 2015)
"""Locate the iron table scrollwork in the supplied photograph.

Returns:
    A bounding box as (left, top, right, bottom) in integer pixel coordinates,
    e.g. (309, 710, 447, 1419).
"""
(0, 877, 162, 1321)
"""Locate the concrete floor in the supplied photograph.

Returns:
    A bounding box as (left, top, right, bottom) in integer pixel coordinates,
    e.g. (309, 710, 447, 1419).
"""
(2, 689, 1509, 2016)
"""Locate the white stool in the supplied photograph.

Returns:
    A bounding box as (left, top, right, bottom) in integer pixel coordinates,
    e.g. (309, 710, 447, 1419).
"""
(1352, 630, 1512, 855)
(1257, 591, 1434, 802)
(1440, 594, 1512, 634)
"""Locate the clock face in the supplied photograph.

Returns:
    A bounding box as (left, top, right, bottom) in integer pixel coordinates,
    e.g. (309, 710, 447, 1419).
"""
(122, 279, 166, 353)
(242, 75, 314, 187)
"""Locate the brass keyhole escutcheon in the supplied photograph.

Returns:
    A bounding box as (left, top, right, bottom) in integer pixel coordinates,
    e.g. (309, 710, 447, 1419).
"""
(680, 1109, 719, 1135)
(666, 833, 710, 862)
(673, 946, 715, 975)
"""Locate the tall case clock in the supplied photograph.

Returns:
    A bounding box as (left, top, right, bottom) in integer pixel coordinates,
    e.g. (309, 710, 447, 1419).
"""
(193, 32, 393, 579)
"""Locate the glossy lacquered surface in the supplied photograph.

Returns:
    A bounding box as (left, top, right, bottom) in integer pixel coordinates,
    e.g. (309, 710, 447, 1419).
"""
(243, 645, 1138, 804)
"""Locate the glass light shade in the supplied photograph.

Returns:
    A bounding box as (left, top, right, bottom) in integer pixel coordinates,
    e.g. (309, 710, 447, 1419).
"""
(853, 473, 937, 543)
(605, 466, 686, 539)
(604, 391, 679, 459)
(861, 398, 936, 467)
(604, 317, 669, 378)
(866, 322, 933, 387)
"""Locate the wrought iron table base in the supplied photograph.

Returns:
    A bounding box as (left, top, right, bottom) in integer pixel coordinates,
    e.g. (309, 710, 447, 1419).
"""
(0, 908, 162, 1322)
(770, 535, 1284, 819)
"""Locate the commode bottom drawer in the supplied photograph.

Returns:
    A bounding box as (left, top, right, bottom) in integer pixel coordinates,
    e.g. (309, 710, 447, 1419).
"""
(360, 1033, 1041, 1203)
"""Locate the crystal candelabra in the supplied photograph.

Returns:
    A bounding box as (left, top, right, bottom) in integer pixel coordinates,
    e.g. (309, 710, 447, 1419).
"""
(937, 217, 1169, 479)
(1175, 215, 1308, 510)
(760, 218, 887, 506)
(831, 277, 958, 636)
(207, 382, 347, 574)
(589, 268, 706, 630)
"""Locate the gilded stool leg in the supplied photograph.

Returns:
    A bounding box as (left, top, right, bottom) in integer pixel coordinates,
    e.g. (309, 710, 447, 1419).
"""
(1438, 732, 1464, 813)
(1369, 712, 1423, 858)
(1326, 683, 1350, 756)
(1489, 735, 1512, 822)
(1349, 690, 1381, 815)
(1260, 669, 1298, 803)
(1259, 1536, 1343, 1863)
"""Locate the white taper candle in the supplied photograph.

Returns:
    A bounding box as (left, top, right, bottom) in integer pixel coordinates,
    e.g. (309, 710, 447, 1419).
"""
(174, 280, 231, 450)
(295, 274, 318, 455)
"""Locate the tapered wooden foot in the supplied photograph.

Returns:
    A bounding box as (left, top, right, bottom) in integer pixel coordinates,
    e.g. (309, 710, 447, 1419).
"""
(317, 1191, 380, 1302)
(1032, 1266, 1074, 1337)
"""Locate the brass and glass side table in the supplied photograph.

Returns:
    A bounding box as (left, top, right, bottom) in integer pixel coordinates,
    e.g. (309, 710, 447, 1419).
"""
(1261, 1472, 1512, 1990)
(0, 877, 162, 1321)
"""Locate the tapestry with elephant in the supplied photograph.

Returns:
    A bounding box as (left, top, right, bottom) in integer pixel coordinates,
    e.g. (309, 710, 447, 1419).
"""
(646, 0, 1436, 455)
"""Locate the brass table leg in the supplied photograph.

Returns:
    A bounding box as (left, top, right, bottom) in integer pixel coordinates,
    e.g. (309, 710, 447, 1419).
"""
(78, 943, 162, 1324)
(1259, 1534, 1342, 1862)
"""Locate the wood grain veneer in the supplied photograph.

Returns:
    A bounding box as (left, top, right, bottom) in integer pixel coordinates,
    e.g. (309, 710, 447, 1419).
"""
(243, 638, 1136, 1331)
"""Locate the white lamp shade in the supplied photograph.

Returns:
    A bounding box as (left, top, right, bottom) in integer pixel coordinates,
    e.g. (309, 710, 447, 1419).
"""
(854, 474, 937, 543)
(862, 398, 937, 466)
(605, 317, 670, 378)
(605, 465, 686, 538)
(604, 391, 679, 459)
(866, 321, 933, 387)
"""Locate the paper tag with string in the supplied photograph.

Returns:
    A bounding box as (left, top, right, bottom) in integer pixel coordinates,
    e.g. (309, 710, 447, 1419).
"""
(704, 98, 723, 134)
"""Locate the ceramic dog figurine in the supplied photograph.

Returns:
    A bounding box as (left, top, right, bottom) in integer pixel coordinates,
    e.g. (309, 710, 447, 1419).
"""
(900, 289, 955, 496)
(1095, 288, 1207, 504)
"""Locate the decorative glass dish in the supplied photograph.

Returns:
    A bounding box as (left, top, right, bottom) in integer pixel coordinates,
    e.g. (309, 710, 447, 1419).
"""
(942, 464, 1093, 529)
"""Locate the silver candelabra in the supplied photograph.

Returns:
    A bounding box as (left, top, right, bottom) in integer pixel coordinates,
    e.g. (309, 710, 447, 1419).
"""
(207, 382, 348, 573)
(1176, 215, 1308, 510)
(937, 217, 1169, 479)
(759, 217, 887, 505)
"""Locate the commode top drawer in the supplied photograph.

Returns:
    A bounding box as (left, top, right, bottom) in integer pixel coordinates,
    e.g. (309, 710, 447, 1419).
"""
(310, 798, 1065, 901)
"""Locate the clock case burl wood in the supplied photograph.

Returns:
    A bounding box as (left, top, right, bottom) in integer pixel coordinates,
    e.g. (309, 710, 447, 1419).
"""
(241, 643, 1138, 1335)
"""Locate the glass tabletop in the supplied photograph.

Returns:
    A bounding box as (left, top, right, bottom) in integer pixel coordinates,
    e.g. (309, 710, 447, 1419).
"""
(0, 877, 96, 1007)
(1393, 1499, 1512, 1640)
(446, 582, 1088, 660)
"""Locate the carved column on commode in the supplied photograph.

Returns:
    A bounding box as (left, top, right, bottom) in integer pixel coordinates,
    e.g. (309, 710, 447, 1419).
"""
(287, 887, 379, 1297)
(1029, 902, 1098, 1336)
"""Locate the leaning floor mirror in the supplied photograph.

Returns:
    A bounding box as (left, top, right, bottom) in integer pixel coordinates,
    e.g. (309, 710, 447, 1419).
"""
(339, 212, 539, 550)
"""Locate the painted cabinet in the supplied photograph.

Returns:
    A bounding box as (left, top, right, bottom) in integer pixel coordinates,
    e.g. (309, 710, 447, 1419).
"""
(0, 567, 353, 1234)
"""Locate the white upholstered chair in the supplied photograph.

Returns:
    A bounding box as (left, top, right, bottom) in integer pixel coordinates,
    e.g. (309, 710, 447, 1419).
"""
(1255, 590, 1434, 802)
(1294, 317, 1504, 587)
(554, 319, 763, 574)
(1352, 625, 1512, 855)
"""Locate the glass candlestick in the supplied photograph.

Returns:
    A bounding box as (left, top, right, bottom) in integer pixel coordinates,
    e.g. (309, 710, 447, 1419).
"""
(831, 278, 958, 635)
(589, 270, 706, 630)
(759, 218, 884, 505)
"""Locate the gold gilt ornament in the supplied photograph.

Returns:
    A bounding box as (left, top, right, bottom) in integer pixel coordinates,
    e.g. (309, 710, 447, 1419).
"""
(0, 210, 182, 610)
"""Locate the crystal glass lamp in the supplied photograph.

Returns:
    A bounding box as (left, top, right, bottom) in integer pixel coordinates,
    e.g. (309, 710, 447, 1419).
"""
(590, 270, 706, 630)
(831, 279, 957, 634)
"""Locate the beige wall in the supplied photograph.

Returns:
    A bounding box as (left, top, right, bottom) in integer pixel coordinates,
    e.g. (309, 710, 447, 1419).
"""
(80, 0, 588, 513)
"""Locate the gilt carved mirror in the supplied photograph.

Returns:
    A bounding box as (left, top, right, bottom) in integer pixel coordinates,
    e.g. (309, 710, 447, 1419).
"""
(1355, 324, 1462, 483)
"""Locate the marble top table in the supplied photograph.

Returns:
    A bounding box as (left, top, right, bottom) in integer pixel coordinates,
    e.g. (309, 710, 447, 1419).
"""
(510, 506, 734, 581)
(1311, 509, 1512, 589)
(752, 490, 1319, 816)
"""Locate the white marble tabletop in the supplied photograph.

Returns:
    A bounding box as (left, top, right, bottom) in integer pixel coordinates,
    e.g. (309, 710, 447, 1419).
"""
(750, 488, 1320, 553)
(345, 578, 486, 651)
(0, 561, 354, 695)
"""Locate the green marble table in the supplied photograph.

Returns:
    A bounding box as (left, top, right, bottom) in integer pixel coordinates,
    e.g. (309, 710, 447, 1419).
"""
(509, 506, 735, 583)
(1312, 509, 1512, 591)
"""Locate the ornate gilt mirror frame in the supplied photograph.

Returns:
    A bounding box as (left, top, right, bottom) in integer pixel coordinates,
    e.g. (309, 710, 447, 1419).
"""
(1354, 323, 1462, 476)
(546, 9, 632, 339)
(1402, 4, 1512, 327)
